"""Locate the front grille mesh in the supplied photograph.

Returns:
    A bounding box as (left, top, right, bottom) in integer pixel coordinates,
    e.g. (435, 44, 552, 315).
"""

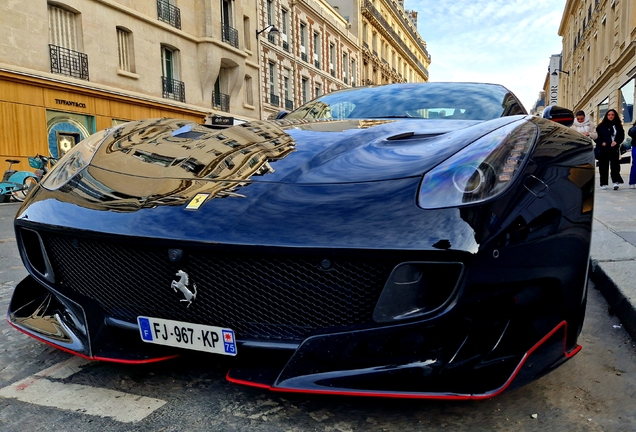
(40, 233, 394, 341)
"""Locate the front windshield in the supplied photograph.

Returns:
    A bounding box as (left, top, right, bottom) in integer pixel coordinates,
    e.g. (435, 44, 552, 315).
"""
(285, 83, 526, 121)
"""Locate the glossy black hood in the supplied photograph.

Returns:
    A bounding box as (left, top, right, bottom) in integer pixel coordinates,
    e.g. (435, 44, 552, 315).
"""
(90, 116, 526, 186)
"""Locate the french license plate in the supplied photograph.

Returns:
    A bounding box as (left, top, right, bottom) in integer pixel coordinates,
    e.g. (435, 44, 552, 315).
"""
(137, 316, 237, 356)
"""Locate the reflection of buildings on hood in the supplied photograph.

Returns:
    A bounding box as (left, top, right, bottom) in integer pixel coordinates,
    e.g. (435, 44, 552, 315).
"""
(65, 119, 296, 210)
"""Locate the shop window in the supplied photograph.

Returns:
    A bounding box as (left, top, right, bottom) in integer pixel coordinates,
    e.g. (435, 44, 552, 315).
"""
(620, 78, 634, 124)
(598, 97, 609, 121)
(46, 110, 94, 159)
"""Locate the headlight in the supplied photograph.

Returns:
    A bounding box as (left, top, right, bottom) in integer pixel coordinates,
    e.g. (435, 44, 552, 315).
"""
(418, 120, 538, 209)
(41, 128, 114, 191)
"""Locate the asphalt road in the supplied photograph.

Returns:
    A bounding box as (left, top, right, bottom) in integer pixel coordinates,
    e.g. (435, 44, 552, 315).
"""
(1, 202, 636, 431)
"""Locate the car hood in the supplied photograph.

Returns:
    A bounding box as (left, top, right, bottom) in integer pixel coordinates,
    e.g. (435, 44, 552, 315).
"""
(91, 116, 525, 186)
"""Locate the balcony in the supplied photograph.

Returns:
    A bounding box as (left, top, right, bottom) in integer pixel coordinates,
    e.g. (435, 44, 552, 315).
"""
(283, 41, 289, 51)
(285, 99, 294, 110)
(157, 0, 181, 29)
(268, 33, 276, 43)
(269, 93, 280, 106)
(314, 60, 321, 69)
(162, 77, 186, 102)
(344, 77, 348, 84)
(301, 52, 308, 62)
(222, 23, 239, 48)
(49, 44, 89, 80)
(213, 91, 230, 112)
(330, 69, 336, 77)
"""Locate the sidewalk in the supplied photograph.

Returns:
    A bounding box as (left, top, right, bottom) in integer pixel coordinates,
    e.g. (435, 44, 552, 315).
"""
(590, 162, 636, 341)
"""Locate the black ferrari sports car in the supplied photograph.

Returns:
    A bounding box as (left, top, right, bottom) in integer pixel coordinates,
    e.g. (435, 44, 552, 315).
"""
(8, 82, 594, 399)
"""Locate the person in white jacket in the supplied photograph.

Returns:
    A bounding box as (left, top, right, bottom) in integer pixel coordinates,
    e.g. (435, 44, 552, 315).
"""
(571, 110, 598, 140)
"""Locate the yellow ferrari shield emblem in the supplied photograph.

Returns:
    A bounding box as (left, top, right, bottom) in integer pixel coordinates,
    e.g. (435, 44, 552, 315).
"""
(186, 193, 210, 210)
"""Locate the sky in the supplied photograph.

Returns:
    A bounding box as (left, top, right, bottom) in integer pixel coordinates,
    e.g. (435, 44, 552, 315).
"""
(410, 0, 566, 110)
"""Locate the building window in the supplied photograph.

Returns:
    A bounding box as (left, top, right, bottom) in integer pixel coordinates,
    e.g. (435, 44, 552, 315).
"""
(244, 75, 253, 106)
(116, 27, 134, 72)
(351, 58, 356, 86)
(213, 75, 230, 112)
(269, 62, 279, 106)
(329, 44, 335, 76)
(300, 23, 307, 61)
(48, 5, 89, 80)
(49, 5, 79, 51)
(243, 16, 251, 51)
(301, 77, 309, 104)
(267, 0, 273, 25)
(221, 0, 238, 48)
(314, 83, 321, 98)
(620, 78, 635, 125)
(313, 33, 321, 68)
(157, 0, 181, 29)
(598, 97, 609, 122)
(161, 45, 185, 102)
(283, 69, 292, 110)
(362, 23, 368, 46)
(342, 52, 348, 84)
(281, 9, 288, 40)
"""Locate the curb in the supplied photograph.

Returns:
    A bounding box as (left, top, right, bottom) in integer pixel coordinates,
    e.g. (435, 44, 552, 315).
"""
(590, 259, 636, 342)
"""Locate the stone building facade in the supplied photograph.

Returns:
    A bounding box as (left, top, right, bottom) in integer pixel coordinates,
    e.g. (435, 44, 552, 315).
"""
(557, 0, 635, 134)
(257, 0, 360, 119)
(0, 0, 260, 162)
(332, 0, 430, 86)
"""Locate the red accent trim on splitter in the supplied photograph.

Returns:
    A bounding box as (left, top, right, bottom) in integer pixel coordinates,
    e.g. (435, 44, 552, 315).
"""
(7, 319, 180, 364)
(226, 320, 581, 400)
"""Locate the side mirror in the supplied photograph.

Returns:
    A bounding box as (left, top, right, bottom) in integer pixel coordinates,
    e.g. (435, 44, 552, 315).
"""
(542, 105, 575, 127)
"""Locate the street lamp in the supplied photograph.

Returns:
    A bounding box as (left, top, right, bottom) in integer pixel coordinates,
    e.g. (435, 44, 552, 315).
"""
(256, 24, 280, 38)
(551, 69, 569, 76)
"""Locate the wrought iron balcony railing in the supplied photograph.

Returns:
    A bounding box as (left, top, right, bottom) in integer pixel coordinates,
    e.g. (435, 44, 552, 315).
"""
(283, 41, 289, 51)
(330, 69, 336, 77)
(285, 99, 294, 110)
(301, 52, 308, 62)
(314, 60, 320, 69)
(162, 76, 186, 102)
(213, 91, 230, 112)
(268, 33, 276, 43)
(269, 93, 280, 106)
(157, 0, 181, 29)
(222, 23, 239, 48)
(49, 44, 89, 80)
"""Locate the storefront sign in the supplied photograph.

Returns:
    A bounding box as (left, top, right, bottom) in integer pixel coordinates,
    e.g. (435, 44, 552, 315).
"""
(548, 55, 561, 106)
(211, 115, 234, 126)
(55, 98, 87, 109)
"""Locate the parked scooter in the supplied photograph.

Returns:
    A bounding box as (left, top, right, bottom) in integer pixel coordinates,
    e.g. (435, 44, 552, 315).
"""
(0, 155, 55, 203)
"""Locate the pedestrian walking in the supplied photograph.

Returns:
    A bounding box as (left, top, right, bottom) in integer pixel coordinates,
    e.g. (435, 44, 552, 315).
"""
(628, 122, 636, 188)
(596, 109, 625, 190)
(571, 110, 598, 140)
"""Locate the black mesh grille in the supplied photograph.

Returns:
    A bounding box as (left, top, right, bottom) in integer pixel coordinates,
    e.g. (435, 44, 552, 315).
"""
(39, 233, 395, 341)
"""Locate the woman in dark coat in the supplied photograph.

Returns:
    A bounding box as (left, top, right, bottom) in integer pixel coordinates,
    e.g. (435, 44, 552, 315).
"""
(596, 109, 625, 189)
